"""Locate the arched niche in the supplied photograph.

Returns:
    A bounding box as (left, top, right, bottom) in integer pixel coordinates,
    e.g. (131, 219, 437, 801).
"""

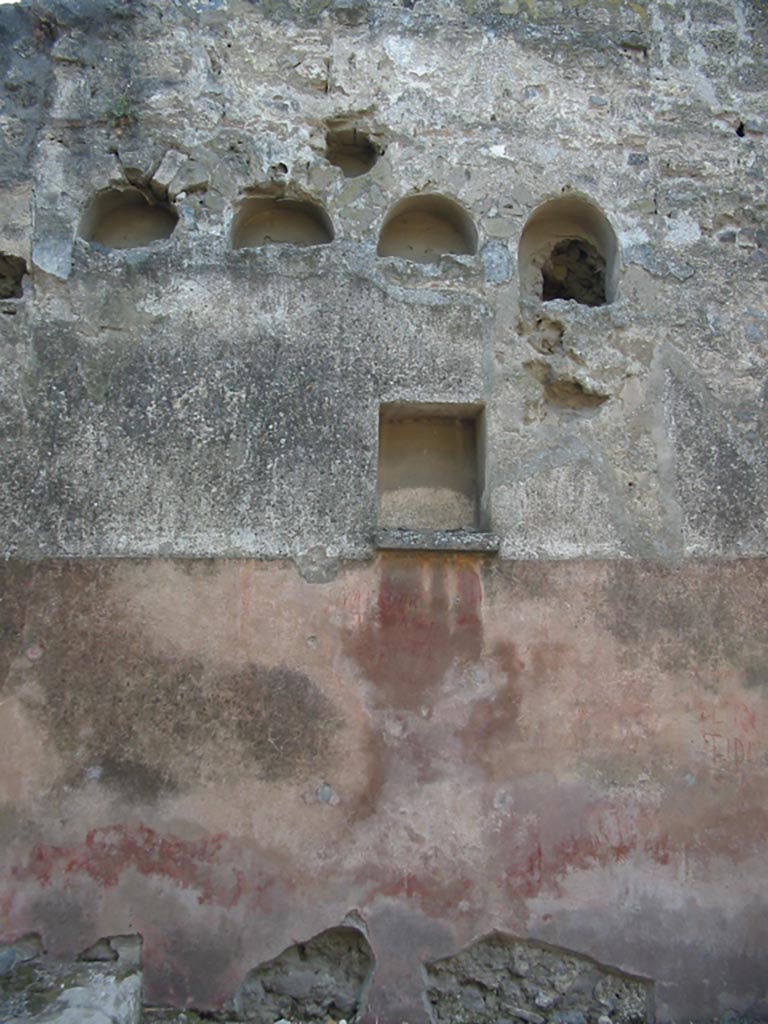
(377, 194, 477, 264)
(518, 195, 619, 306)
(231, 196, 334, 249)
(79, 187, 178, 249)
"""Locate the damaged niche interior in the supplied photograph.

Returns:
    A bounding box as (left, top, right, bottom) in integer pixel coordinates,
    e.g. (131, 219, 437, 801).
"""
(0, 252, 27, 299)
(234, 925, 375, 1024)
(79, 187, 179, 249)
(377, 194, 477, 263)
(378, 402, 486, 531)
(519, 195, 619, 307)
(231, 194, 334, 249)
(325, 124, 380, 177)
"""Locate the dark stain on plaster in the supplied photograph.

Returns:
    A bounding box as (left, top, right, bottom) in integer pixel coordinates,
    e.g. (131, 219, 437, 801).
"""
(347, 724, 389, 823)
(155, 920, 247, 1010)
(96, 754, 171, 803)
(488, 560, 560, 601)
(602, 560, 768, 674)
(11, 565, 340, 793)
(0, 8, 56, 186)
(0, 562, 33, 690)
(33, 652, 340, 792)
(744, 660, 768, 690)
(345, 554, 483, 709)
(232, 665, 342, 781)
(25, 888, 95, 960)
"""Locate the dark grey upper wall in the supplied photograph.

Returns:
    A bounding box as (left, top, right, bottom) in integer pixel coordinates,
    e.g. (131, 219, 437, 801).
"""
(1, 0, 767, 561)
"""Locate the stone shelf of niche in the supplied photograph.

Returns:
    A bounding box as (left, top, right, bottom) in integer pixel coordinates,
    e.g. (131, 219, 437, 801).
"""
(374, 528, 500, 553)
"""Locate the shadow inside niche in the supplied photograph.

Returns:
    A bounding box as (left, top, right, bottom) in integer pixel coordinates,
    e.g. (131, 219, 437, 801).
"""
(377, 194, 477, 264)
(541, 237, 606, 306)
(0, 253, 27, 298)
(235, 924, 375, 1023)
(231, 196, 334, 249)
(325, 125, 380, 177)
(79, 187, 178, 249)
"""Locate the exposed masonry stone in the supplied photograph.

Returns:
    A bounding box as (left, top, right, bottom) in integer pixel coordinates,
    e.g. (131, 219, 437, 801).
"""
(0, 936, 142, 1024)
(234, 926, 375, 1023)
(4, 929, 762, 1024)
(1, 930, 375, 1024)
(425, 934, 651, 1024)
(0, 931, 653, 1024)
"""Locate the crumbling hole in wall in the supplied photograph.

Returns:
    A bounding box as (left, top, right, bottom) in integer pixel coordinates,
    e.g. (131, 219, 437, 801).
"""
(234, 925, 375, 1024)
(424, 932, 653, 1024)
(325, 124, 380, 177)
(78, 934, 142, 966)
(378, 402, 485, 531)
(0, 253, 27, 298)
(619, 39, 648, 62)
(231, 195, 334, 248)
(79, 187, 178, 249)
(519, 195, 619, 306)
(520, 314, 565, 355)
(377, 194, 477, 263)
(541, 238, 607, 306)
(525, 360, 609, 412)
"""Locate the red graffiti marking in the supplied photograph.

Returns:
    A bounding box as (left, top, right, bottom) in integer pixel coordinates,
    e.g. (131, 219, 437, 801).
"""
(698, 696, 763, 773)
(335, 587, 366, 626)
(702, 732, 759, 772)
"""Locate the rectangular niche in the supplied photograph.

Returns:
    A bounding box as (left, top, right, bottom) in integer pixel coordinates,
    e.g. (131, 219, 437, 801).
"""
(378, 402, 486, 532)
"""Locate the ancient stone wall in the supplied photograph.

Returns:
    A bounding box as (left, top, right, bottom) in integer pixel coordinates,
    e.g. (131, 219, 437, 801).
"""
(1, 0, 767, 561)
(1, 0, 767, 1021)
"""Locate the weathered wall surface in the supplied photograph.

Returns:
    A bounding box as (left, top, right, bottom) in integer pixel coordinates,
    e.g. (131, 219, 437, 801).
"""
(2, 556, 768, 1020)
(0, 0, 767, 560)
(1, 0, 768, 1020)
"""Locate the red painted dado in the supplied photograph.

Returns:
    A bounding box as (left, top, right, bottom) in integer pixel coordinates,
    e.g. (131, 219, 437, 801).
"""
(12, 826, 248, 907)
(1, 556, 767, 1019)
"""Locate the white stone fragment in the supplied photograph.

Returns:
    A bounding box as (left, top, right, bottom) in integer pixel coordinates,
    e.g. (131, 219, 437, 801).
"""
(23, 970, 142, 1024)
